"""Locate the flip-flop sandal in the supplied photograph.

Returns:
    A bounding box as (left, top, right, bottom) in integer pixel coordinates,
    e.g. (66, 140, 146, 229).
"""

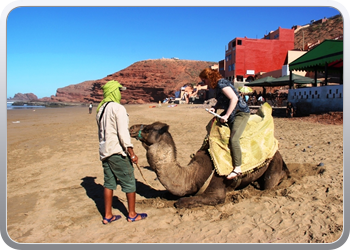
(127, 213, 147, 222)
(102, 215, 121, 225)
(227, 171, 242, 180)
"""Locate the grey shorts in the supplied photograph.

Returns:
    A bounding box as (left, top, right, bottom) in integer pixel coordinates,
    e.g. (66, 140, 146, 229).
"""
(102, 154, 136, 193)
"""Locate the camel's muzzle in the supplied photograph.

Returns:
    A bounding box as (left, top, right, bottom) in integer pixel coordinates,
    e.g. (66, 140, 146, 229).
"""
(130, 124, 144, 140)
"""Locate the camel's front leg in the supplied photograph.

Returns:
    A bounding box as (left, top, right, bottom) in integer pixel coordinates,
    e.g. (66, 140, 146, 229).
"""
(174, 193, 225, 208)
(174, 176, 226, 208)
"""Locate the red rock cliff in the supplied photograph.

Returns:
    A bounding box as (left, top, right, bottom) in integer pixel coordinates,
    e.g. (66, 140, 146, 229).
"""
(48, 59, 216, 104)
(90, 59, 217, 104)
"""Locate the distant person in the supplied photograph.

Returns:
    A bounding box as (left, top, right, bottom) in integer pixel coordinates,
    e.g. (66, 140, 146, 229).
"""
(96, 80, 147, 224)
(251, 95, 257, 105)
(257, 92, 264, 102)
(258, 95, 265, 104)
(180, 84, 188, 100)
(199, 68, 250, 180)
(89, 103, 93, 114)
(196, 81, 208, 101)
(286, 102, 294, 118)
(183, 83, 196, 103)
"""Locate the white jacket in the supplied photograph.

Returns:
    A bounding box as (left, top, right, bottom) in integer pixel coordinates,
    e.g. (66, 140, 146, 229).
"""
(96, 102, 133, 161)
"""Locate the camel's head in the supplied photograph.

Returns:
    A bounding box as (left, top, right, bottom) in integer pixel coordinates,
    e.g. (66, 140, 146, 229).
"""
(129, 122, 170, 146)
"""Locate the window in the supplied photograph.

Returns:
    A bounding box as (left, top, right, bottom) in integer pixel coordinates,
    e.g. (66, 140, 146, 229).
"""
(237, 40, 242, 45)
(232, 41, 236, 48)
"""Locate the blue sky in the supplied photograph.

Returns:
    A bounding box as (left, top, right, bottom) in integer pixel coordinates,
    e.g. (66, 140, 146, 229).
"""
(6, 6, 342, 98)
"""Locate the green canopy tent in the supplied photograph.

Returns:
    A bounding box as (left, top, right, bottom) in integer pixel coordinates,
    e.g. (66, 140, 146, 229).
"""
(289, 40, 343, 86)
(244, 76, 276, 87)
(244, 76, 276, 97)
(270, 73, 321, 86)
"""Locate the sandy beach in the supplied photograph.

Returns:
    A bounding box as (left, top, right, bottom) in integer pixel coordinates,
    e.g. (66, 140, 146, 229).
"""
(6, 104, 343, 244)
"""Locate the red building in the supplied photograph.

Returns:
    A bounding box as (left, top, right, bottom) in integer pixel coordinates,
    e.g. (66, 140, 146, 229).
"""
(224, 27, 294, 83)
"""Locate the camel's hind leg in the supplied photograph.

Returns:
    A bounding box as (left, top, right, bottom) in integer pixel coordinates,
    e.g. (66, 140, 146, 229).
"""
(261, 151, 290, 190)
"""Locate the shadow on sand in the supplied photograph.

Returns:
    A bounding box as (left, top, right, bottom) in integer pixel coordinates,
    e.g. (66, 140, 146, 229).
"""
(80, 176, 177, 217)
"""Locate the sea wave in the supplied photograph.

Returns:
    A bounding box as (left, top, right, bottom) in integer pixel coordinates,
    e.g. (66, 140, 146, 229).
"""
(7, 103, 45, 110)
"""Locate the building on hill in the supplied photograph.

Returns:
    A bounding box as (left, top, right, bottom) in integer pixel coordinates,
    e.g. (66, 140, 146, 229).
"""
(222, 27, 294, 84)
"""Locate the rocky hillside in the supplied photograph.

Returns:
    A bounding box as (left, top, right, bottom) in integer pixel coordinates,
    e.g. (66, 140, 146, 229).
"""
(45, 59, 216, 104)
(294, 14, 343, 50)
(8, 93, 38, 102)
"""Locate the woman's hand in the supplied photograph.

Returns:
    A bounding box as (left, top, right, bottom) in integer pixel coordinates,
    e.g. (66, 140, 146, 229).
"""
(220, 114, 229, 123)
(209, 107, 216, 113)
(209, 107, 227, 122)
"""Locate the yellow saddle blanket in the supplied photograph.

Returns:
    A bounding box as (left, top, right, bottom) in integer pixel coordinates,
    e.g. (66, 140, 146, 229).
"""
(208, 103, 279, 176)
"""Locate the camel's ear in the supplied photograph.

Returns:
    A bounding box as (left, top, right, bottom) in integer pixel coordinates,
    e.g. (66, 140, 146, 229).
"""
(159, 124, 169, 135)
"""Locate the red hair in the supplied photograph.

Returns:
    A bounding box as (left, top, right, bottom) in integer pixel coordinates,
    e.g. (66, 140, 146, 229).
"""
(199, 68, 223, 89)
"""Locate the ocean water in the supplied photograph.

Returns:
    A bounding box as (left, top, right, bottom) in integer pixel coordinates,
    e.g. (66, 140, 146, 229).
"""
(7, 102, 45, 110)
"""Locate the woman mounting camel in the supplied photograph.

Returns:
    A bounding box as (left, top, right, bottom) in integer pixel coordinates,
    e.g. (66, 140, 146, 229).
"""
(199, 68, 250, 180)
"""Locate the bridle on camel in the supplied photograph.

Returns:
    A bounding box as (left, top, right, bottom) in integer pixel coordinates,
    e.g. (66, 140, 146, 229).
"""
(132, 124, 158, 189)
(135, 124, 144, 141)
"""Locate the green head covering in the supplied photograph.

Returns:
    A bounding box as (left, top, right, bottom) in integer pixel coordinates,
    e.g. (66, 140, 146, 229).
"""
(96, 80, 123, 112)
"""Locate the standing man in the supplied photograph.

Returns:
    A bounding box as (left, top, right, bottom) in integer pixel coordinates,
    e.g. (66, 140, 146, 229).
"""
(286, 102, 294, 118)
(89, 102, 93, 114)
(96, 80, 147, 224)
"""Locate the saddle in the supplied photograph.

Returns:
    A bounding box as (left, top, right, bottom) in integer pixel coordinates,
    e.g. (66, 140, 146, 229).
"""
(207, 103, 279, 176)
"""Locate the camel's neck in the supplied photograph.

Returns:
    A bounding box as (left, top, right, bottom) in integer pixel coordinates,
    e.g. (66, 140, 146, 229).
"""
(146, 134, 197, 196)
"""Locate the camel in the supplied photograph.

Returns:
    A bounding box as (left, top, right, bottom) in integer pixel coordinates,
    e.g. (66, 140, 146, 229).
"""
(129, 116, 290, 209)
